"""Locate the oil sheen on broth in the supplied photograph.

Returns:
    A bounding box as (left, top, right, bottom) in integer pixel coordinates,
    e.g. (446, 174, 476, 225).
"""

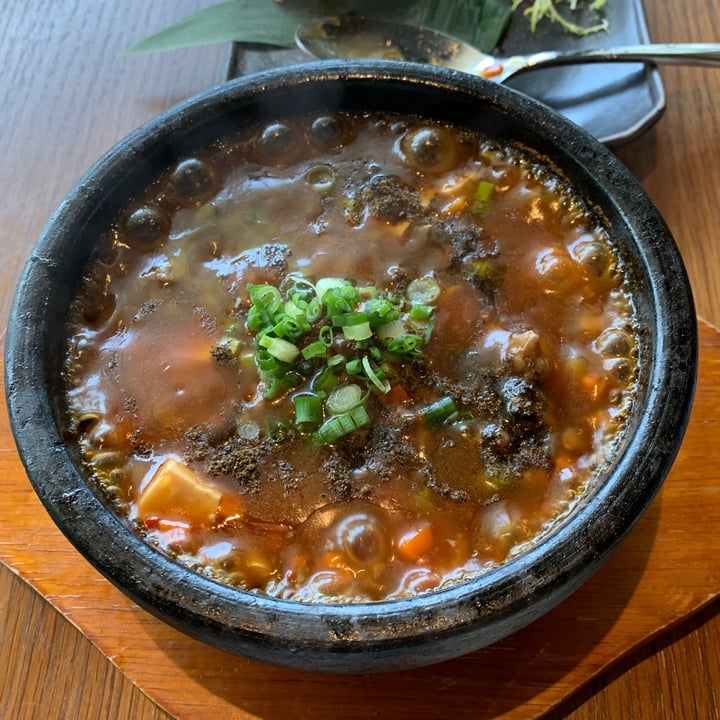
(63, 113, 639, 603)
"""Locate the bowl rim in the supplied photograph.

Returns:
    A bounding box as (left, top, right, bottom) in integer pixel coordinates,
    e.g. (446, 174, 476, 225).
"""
(4, 60, 698, 671)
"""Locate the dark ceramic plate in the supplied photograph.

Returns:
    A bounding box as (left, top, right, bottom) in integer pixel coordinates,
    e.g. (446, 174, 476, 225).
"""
(228, 0, 664, 146)
(501, 0, 665, 145)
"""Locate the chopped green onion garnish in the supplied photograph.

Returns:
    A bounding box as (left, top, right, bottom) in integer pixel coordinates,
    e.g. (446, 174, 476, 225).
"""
(472, 180, 496, 214)
(293, 393, 323, 430)
(263, 372, 302, 400)
(273, 315, 308, 341)
(475, 180, 495, 203)
(311, 366, 338, 394)
(358, 285, 378, 300)
(348, 403, 371, 427)
(326, 384, 363, 415)
(409, 304, 434, 322)
(341, 321, 373, 342)
(315, 404, 371, 444)
(386, 334, 423, 355)
(323, 291, 353, 316)
(419, 396, 458, 424)
(246, 283, 283, 331)
(315, 277, 347, 302)
(284, 299, 305, 318)
(319, 282, 360, 317)
(245, 271, 443, 439)
(406, 277, 440, 304)
(258, 334, 300, 363)
(280, 273, 315, 298)
(301, 341, 327, 360)
(257, 349, 279, 372)
(331, 311, 368, 327)
(368, 344, 383, 361)
(361, 355, 391, 393)
(365, 297, 400, 326)
(378, 361, 398, 385)
(248, 283, 282, 309)
(376, 319, 406, 340)
(318, 325, 334, 346)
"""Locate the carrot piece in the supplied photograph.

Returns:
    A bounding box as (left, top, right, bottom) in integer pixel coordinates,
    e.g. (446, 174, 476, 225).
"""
(397, 522, 434, 562)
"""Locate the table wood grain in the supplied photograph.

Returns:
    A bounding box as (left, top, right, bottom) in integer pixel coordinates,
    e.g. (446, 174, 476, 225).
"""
(1, 1, 719, 718)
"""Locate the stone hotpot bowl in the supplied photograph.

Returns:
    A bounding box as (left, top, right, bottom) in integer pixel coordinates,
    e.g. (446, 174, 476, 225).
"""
(5, 61, 697, 673)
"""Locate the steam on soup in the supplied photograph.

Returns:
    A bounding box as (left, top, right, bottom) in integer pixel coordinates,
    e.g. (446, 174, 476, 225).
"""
(63, 112, 639, 602)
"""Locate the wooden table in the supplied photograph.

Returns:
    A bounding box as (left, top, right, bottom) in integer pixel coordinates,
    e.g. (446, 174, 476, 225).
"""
(1, 1, 719, 718)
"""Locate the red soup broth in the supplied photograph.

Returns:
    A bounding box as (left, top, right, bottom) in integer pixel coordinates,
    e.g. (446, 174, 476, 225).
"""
(63, 113, 639, 603)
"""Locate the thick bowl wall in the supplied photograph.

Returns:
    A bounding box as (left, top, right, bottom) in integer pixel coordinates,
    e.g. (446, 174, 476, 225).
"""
(4, 61, 697, 673)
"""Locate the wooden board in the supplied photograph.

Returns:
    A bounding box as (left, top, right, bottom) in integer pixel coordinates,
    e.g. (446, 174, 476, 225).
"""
(1, 319, 718, 720)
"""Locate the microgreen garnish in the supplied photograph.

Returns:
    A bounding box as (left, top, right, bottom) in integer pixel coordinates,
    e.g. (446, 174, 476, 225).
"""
(511, 0, 608, 36)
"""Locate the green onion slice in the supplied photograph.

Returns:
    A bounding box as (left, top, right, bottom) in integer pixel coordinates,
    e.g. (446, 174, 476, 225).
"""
(293, 393, 323, 429)
(318, 325, 334, 346)
(315, 404, 371, 444)
(327, 353, 346, 369)
(376, 319, 406, 340)
(326, 384, 363, 415)
(365, 297, 400, 326)
(315, 277, 347, 301)
(301, 341, 327, 360)
(419, 396, 458, 424)
(386, 334, 423, 355)
(341, 321, 373, 342)
(258, 334, 300, 363)
(409, 304, 434, 322)
(331, 311, 368, 327)
(406, 277, 440, 304)
(361, 355, 391, 393)
(311, 366, 338, 394)
(263, 372, 302, 400)
(475, 180, 495, 203)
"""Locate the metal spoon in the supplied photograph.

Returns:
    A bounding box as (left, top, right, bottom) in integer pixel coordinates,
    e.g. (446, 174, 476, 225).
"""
(296, 15, 720, 83)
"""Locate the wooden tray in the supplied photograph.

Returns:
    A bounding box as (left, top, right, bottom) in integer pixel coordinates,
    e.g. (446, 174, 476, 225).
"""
(2, 319, 719, 720)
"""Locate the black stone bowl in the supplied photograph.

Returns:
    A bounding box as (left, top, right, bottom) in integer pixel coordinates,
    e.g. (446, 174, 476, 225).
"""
(4, 61, 697, 673)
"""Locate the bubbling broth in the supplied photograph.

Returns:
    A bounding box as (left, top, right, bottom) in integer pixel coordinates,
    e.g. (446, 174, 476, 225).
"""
(63, 112, 639, 602)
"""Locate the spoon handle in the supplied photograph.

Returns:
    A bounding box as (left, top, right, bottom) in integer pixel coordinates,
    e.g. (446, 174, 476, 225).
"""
(523, 43, 720, 72)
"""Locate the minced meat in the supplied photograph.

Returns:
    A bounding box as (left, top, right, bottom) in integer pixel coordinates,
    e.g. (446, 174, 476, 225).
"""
(356, 174, 423, 223)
